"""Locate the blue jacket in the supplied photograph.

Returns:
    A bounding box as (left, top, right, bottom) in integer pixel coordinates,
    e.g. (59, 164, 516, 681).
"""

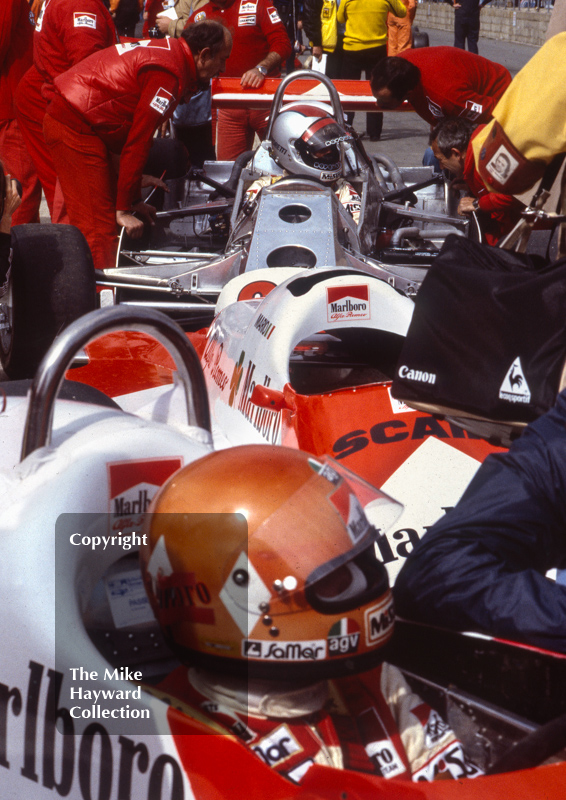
(394, 390, 566, 654)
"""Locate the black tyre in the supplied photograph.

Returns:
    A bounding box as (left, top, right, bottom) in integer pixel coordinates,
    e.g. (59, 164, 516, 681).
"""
(0, 223, 96, 380)
(412, 27, 430, 48)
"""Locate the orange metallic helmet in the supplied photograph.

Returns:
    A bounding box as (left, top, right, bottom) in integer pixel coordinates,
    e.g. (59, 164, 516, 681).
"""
(140, 446, 401, 680)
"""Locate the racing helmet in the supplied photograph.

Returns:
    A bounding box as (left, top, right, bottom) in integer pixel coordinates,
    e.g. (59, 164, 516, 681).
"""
(140, 446, 400, 681)
(270, 102, 353, 184)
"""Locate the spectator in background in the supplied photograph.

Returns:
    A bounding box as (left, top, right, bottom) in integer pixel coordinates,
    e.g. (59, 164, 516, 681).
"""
(43, 20, 232, 270)
(387, 0, 416, 57)
(302, 0, 345, 79)
(430, 117, 524, 245)
(142, 0, 170, 36)
(273, 0, 304, 74)
(0, 0, 42, 225)
(153, 0, 204, 37)
(186, 0, 292, 161)
(110, 0, 143, 37)
(337, 0, 407, 141)
(15, 0, 118, 224)
(448, 0, 488, 55)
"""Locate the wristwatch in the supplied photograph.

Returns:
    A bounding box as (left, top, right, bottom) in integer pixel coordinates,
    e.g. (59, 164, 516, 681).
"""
(255, 65, 268, 76)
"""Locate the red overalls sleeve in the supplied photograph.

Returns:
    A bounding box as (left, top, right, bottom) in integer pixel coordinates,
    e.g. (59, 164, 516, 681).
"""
(477, 192, 522, 214)
(61, 3, 117, 67)
(258, 1, 293, 64)
(116, 69, 180, 211)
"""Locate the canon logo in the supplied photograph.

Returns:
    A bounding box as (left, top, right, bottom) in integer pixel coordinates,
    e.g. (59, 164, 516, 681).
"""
(398, 365, 437, 384)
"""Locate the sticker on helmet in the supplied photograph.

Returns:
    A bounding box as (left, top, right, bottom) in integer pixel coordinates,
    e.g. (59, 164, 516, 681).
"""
(346, 493, 371, 542)
(74, 12, 97, 28)
(243, 639, 327, 661)
(220, 551, 272, 636)
(364, 595, 394, 646)
(328, 618, 360, 656)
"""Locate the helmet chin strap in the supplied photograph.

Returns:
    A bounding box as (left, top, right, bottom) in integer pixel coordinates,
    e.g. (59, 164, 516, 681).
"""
(188, 667, 330, 718)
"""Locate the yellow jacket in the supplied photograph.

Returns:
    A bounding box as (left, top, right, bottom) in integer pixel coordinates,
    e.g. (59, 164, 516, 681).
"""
(473, 33, 566, 192)
(337, 0, 407, 50)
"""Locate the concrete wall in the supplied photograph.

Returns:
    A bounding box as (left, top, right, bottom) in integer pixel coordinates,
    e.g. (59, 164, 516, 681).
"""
(416, 2, 552, 47)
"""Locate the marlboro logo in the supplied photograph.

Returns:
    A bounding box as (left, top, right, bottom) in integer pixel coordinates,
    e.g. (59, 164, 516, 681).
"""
(327, 285, 370, 322)
(150, 88, 173, 115)
(108, 458, 182, 530)
(74, 12, 97, 28)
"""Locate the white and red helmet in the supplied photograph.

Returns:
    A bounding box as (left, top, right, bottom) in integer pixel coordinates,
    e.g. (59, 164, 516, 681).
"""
(270, 101, 354, 184)
(140, 446, 400, 681)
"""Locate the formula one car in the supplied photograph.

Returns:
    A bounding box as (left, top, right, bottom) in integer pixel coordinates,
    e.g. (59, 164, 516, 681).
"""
(97, 71, 473, 319)
(0, 72, 476, 381)
(1, 306, 565, 800)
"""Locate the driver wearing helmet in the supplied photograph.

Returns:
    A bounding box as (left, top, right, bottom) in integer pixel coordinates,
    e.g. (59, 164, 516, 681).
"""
(141, 446, 481, 784)
(245, 103, 362, 223)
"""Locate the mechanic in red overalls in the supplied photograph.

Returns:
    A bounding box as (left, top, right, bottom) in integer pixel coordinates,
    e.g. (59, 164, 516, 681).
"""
(186, 0, 292, 160)
(15, 0, 118, 225)
(141, 446, 482, 784)
(429, 117, 524, 246)
(0, 0, 42, 225)
(43, 20, 232, 271)
(370, 47, 511, 125)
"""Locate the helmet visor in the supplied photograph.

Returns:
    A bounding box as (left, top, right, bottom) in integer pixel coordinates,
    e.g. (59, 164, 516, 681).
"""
(296, 118, 353, 171)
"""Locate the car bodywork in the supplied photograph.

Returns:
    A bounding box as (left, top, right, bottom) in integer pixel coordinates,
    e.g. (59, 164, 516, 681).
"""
(0, 306, 565, 800)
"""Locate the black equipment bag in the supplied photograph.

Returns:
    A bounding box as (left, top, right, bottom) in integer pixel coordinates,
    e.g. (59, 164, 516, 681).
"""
(391, 235, 566, 423)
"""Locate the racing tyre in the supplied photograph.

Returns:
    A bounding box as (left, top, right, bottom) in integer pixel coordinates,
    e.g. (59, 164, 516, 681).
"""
(0, 223, 96, 380)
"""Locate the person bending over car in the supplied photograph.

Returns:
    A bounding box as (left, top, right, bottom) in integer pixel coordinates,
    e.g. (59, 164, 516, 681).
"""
(140, 446, 482, 783)
(43, 20, 232, 272)
(430, 116, 524, 245)
(245, 103, 362, 223)
(369, 48, 511, 126)
(394, 389, 566, 655)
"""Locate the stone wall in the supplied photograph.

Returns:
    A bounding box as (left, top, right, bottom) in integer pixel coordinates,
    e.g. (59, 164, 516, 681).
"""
(416, 2, 551, 46)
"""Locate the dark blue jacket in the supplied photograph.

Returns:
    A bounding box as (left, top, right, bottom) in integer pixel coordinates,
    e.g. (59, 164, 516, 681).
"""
(394, 390, 566, 654)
